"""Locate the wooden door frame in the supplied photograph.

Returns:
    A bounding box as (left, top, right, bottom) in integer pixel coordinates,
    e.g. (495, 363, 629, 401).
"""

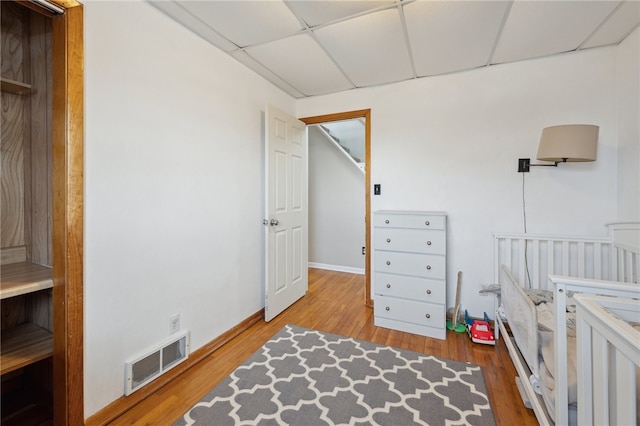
(50, 1, 84, 424)
(300, 110, 373, 307)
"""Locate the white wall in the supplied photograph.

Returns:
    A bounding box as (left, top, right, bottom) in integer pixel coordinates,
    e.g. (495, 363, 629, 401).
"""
(616, 27, 640, 221)
(84, 1, 294, 417)
(298, 46, 622, 320)
(308, 126, 365, 272)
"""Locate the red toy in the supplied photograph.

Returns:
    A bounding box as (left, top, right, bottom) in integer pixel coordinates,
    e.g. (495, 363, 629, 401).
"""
(464, 311, 496, 345)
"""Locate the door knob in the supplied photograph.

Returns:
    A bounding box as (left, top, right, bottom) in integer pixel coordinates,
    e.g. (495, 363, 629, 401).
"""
(270, 219, 279, 226)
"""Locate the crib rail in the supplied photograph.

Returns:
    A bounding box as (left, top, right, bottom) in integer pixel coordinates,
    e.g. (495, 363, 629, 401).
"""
(494, 223, 639, 290)
(493, 233, 614, 290)
(609, 222, 640, 284)
(551, 276, 640, 425)
(574, 294, 640, 426)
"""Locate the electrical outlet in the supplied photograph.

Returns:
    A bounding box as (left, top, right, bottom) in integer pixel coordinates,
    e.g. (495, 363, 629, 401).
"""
(169, 313, 180, 334)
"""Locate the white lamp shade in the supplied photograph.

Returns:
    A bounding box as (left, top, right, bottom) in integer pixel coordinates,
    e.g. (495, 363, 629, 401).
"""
(536, 124, 598, 162)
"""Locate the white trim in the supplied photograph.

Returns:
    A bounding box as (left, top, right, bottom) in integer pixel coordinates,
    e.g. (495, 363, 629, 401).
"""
(309, 262, 365, 275)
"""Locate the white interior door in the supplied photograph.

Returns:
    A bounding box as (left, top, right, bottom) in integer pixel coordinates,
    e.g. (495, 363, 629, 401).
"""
(264, 104, 308, 322)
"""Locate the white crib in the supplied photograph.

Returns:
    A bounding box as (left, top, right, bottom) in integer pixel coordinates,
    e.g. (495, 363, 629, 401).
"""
(493, 222, 639, 425)
(574, 293, 640, 425)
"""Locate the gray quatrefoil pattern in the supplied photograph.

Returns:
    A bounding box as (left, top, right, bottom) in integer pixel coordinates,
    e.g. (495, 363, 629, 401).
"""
(175, 324, 496, 426)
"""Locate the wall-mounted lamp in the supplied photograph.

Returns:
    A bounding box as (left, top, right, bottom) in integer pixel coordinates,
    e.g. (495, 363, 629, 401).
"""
(518, 124, 599, 172)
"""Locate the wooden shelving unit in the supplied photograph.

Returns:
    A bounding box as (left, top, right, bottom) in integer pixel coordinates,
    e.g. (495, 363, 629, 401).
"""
(1, 262, 53, 299)
(2, 4, 55, 423)
(1, 2, 82, 423)
(1, 262, 54, 375)
(0, 77, 31, 94)
(1, 323, 53, 375)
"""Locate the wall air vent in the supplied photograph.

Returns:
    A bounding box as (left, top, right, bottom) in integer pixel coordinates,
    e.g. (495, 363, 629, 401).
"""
(125, 330, 189, 395)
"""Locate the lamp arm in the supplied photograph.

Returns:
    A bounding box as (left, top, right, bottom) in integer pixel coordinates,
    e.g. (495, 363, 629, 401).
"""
(518, 158, 564, 173)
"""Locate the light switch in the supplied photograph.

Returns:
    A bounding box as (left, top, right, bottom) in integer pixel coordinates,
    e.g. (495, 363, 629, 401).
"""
(374, 184, 381, 195)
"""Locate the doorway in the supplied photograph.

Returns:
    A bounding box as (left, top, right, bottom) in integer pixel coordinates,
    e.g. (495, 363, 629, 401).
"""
(300, 110, 372, 306)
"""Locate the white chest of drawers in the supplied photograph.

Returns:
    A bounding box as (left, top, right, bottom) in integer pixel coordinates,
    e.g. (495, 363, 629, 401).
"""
(373, 211, 447, 340)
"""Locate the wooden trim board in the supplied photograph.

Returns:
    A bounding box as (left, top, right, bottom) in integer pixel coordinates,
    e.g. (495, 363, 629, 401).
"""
(299, 109, 372, 307)
(50, 2, 84, 424)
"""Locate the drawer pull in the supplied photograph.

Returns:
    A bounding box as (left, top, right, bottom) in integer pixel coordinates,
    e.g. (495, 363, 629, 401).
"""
(426, 289, 431, 295)
(386, 283, 391, 288)
(426, 241, 432, 246)
(425, 313, 431, 319)
(386, 238, 391, 243)
(385, 306, 390, 311)
(385, 219, 390, 224)
(426, 265, 431, 270)
(425, 220, 430, 226)
(386, 261, 391, 266)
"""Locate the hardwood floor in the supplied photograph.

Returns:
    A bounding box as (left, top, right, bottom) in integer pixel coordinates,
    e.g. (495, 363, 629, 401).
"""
(108, 268, 538, 425)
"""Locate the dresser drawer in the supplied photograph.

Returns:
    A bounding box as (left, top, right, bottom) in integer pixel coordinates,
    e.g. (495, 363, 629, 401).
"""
(374, 273, 445, 303)
(374, 251, 445, 279)
(374, 297, 445, 328)
(374, 228, 445, 255)
(374, 212, 445, 230)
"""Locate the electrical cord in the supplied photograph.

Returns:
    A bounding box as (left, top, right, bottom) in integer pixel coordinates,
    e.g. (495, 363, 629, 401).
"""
(522, 172, 532, 289)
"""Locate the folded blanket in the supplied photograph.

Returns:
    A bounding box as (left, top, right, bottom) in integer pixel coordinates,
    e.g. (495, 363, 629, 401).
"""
(536, 302, 577, 337)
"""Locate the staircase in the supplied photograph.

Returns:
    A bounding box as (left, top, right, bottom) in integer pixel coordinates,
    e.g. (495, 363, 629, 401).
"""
(317, 124, 365, 173)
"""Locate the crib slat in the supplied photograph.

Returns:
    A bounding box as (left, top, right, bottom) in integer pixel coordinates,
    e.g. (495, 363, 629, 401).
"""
(593, 242, 603, 280)
(554, 283, 570, 425)
(624, 250, 633, 283)
(505, 238, 512, 277)
(611, 349, 636, 426)
(592, 332, 609, 425)
(611, 248, 619, 281)
(547, 242, 555, 290)
(562, 241, 570, 275)
(532, 240, 540, 290)
(518, 238, 526, 288)
(577, 241, 585, 278)
(494, 236, 500, 286)
(618, 248, 625, 282)
(576, 315, 593, 426)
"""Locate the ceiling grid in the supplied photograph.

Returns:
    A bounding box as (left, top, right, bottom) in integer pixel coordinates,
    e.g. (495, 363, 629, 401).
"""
(149, 0, 640, 98)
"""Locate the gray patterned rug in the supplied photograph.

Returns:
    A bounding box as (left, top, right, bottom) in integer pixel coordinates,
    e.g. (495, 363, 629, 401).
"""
(174, 324, 495, 426)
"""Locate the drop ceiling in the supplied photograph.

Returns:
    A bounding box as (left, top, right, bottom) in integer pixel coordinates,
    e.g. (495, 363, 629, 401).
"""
(149, 0, 640, 99)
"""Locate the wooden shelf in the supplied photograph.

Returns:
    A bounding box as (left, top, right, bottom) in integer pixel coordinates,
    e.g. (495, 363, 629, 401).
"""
(1, 323, 53, 375)
(0, 77, 31, 94)
(1, 262, 53, 300)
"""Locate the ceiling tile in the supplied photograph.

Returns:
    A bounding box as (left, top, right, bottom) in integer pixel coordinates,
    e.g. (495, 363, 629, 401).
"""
(148, 0, 638, 98)
(405, 1, 510, 76)
(179, 1, 303, 48)
(314, 8, 413, 87)
(492, 1, 620, 64)
(246, 34, 354, 97)
(149, 1, 238, 52)
(285, 0, 393, 27)
(231, 51, 304, 98)
(583, 1, 640, 48)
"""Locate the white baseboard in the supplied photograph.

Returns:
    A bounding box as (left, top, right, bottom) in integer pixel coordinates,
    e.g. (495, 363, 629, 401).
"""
(309, 262, 365, 275)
